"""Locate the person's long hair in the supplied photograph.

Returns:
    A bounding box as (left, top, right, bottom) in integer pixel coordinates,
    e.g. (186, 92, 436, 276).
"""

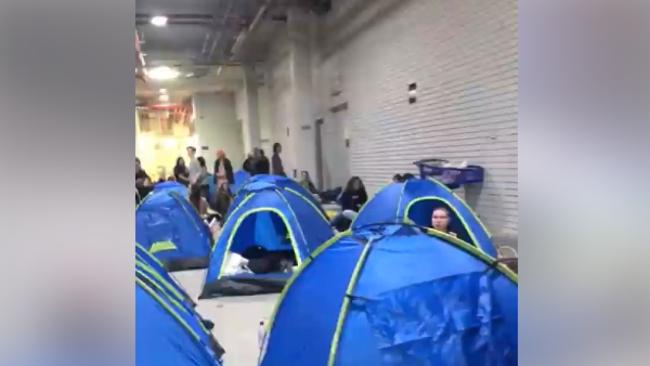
(189, 184, 202, 212)
(175, 157, 185, 168)
(197, 156, 206, 169)
(273, 143, 281, 154)
(344, 176, 366, 195)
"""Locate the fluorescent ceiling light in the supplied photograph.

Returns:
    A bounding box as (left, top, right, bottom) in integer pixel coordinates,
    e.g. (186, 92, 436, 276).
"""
(147, 66, 179, 81)
(185, 73, 194, 78)
(159, 94, 170, 102)
(159, 88, 167, 93)
(150, 15, 168, 27)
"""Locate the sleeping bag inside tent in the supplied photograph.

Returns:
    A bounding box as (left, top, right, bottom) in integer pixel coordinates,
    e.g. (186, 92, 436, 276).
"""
(260, 224, 518, 366)
(136, 247, 225, 366)
(352, 178, 497, 257)
(200, 178, 334, 298)
(136, 187, 212, 271)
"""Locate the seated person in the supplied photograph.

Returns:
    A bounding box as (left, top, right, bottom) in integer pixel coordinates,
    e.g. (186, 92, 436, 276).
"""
(430, 207, 457, 237)
(135, 158, 153, 200)
(299, 170, 318, 195)
(210, 182, 233, 225)
(330, 177, 368, 231)
(189, 184, 209, 217)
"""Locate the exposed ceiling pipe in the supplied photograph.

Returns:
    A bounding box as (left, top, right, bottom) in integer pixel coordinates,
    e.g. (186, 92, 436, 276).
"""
(135, 30, 148, 82)
(204, 0, 236, 63)
(230, 0, 273, 60)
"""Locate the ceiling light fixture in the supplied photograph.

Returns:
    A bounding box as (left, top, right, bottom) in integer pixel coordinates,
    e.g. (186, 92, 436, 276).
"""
(147, 66, 179, 81)
(150, 15, 168, 27)
(159, 94, 170, 102)
(159, 88, 167, 94)
(185, 73, 194, 78)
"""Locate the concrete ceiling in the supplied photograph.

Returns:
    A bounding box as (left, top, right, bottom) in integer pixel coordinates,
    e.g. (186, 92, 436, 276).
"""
(136, 0, 265, 67)
(134, 0, 325, 106)
(135, 65, 244, 106)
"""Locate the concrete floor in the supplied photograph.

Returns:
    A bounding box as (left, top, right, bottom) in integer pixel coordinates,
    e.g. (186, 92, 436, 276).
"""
(171, 269, 279, 366)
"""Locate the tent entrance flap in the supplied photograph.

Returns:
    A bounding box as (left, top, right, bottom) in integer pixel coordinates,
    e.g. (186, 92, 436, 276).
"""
(404, 197, 476, 246)
(218, 209, 301, 279)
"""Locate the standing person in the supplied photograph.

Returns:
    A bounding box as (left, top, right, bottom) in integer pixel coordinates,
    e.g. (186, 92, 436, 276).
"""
(213, 149, 234, 189)
(331, 176, 368, 231)
(254, 148, 270, 175)
(271, 143, 286, 176)
(242, 152, 255, 174)
(196, 157, 211, 199)
(186, 146, 201, 185)
(173, 157, 190, 186)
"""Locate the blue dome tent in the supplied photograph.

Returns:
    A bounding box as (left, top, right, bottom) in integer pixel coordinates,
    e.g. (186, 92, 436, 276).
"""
(200, 175, 334, 298)
(352, 178, 497, 257)
(225, 174, 326, 220)
(260, 224, 518, 366)
(152, 180, 188, 196)
(231, 169, 251, 194)
(136, 187, 212, 271)
(136, 243, 196, 308)
(136, 249, 225, 366)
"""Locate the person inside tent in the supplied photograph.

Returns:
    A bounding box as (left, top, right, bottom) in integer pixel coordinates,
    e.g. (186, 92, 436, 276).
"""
(299, 170, 318, 195)
(271, 143, 286, 177)
(430, 207, 457, 237)
(187, 146, 201, 185)
(331, 176, 368, 231)
(242, 242, 295, 275)
(214, 149, 234, 189)
(173, 157, 190, 186)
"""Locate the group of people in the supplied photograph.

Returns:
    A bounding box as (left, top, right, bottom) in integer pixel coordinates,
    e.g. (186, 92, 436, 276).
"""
(135, 146, 236, 223)
(241, 143, 288, 177)
(137, 146, 456, 236)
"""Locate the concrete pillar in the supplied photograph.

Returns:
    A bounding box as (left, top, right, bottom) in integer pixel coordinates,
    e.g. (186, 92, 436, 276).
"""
(286, 7, 317, 179)
(241, 65, 261, 155)
(192, 92, 244, 169)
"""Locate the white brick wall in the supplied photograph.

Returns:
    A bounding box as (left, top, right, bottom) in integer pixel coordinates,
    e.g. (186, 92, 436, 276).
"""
(315, 0, 518, 237)
(261, 0, 518, 239)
